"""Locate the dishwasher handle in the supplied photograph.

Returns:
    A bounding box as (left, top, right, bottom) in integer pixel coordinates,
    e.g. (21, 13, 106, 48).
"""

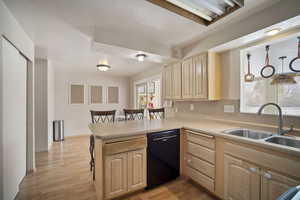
(152, 135, 178, 142)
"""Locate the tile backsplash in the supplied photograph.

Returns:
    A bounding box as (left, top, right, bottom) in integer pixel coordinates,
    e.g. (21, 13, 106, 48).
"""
(173, 100, 300, 129)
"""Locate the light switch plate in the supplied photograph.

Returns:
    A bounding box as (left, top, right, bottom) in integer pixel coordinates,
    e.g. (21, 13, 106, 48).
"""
(190, 104, 194, 111)
(224, 105, 235, 113)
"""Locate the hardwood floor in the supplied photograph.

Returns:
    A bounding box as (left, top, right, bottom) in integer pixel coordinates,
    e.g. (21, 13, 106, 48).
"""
(17, 136, 217, 200)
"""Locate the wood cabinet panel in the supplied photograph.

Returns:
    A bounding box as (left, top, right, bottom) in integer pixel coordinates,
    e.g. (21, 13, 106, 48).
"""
(193, 53, 208, 99)
(172, 62, 182, 99)
(128, 149, 147, 192)
(186, 153, 215, 179)
(182, 58, 194, 99)
(261, 170, 300, 200)
(163, 65, 173, 99)
(105, 153, 128, 199)
(224, 155, 260, 200)
(186, 130, 215, 149)
(187, 166, 215, 192)
(187, 142, 215, 164)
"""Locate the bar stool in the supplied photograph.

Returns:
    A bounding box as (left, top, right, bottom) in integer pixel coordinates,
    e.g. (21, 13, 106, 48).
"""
(148, 108, 165, 119)
(89, 110, 116, 180)
(123, 109, 144, 120)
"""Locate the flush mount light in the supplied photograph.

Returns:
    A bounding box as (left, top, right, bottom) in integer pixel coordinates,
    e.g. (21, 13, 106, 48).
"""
(96, 64, 111, 72)
(136, 53, 147, 62)
(266, 28, 281, 36)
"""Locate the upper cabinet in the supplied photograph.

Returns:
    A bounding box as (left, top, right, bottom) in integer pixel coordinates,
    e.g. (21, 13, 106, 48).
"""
(172, 62, 182, 99)
(182, 58, 194, 99)
(163, 52, 220, 101)
(194, 53, 208, 99)
(163, 65, 173, 99)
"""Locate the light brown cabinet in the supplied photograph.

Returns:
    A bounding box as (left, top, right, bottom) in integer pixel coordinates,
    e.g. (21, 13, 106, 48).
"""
(127, 149, 147, 192)
(104, 152, 128, 199)
(223, 142, 300, 200)
(193, 53, 208, 99)
(162, 52, 220, 100)
(163, 65, 173, 99)
(224, 155, 260, 200)
(261, 170, 299, 200)
(182, 58, 194, 99)
(172, 62, 182, 99)
(104, 149, 146, 199)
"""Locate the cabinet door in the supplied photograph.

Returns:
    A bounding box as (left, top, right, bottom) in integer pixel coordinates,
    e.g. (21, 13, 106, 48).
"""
(105, 153, 128, 199)
(128, 149, 147, 192)
(182, 58, 194, 99)
(261, 170, 300, 200)
(193, 53, 208, 99)
(172, 62, 182, 99)
(163, 65, 173, 99)
(224, 155, 260, 200)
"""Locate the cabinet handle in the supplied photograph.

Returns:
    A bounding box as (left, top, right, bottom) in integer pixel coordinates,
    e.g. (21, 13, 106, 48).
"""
(186, 130, 214, 139)
(249, 167, 257, 173)
(264, 172, 272, 179)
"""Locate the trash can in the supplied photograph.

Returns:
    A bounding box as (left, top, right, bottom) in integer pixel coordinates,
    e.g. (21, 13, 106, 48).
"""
(53, 120, 64, 141)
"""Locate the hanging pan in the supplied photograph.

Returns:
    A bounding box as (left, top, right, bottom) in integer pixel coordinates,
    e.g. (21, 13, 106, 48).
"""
(260, 45, 275, 78)
(244, 53, 255, 82)
(289, 36, 300, 72)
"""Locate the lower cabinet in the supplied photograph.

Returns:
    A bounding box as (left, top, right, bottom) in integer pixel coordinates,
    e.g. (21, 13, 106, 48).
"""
(104, 149, 146, 199)
(105, 152, 128, 199)
(224, 155, 260, 200)
(127, 149, 147, 192)
(224, 154, 300, 200)
(261, 170, 300, 200)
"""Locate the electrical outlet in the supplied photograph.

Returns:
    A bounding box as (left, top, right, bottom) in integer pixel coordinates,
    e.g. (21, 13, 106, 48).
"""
(190, 104, 194, 111)
(224, 105, 235, 113)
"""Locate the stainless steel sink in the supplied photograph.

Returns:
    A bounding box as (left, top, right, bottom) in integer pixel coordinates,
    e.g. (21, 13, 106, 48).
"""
(223, 129, 272, 140)
(265, 136, 300, 149)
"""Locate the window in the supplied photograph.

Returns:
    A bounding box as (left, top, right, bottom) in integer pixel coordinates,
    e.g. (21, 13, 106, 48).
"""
(240, 34, 300, 116)
(107, 86, 119, 104)
(90, 85, 103, 104)
(135, 78, 161, 109)
(70, 84, 84, 104)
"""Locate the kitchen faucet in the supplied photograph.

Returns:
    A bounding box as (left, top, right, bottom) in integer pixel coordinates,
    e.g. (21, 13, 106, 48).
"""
(257, 103, 293, 135)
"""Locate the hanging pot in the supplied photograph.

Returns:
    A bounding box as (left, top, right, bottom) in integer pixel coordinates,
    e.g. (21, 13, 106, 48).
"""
(289, 36, 300, 72)
(260, 45, 275, 78)
(244, 53, 255, 82)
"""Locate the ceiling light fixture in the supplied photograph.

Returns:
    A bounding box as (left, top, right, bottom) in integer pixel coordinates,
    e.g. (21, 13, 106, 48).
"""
(96, 64, 111, 71)
(136, 53, 147, 62)
(266, 28, 281, 36)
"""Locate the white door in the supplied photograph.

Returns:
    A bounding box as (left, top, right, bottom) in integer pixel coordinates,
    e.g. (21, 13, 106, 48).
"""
(2, 38, 27, 200)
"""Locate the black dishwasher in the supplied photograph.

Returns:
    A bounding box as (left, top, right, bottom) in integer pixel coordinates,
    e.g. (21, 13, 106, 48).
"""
(147, 129, 180, 189)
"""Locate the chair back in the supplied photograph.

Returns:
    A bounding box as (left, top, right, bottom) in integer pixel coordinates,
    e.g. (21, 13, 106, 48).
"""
(148, 108, 165, 119)
(124, 109, 144, 121)
(90, 110, 116, 123)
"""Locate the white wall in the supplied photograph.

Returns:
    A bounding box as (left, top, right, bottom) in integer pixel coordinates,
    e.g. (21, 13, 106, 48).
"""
(0, 0, 34, 199)
(53, 64, 130, 137)
(2, 38, 27, 200)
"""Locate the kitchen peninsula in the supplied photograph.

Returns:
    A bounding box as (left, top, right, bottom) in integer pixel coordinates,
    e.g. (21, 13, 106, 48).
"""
(89, 117, 300, 200)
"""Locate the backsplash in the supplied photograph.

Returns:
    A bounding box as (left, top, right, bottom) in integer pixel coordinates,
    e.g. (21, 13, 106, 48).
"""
(172, 100, 300, 130)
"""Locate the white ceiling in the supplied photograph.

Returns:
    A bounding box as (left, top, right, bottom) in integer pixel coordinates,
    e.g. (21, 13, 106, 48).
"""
(3, 0, 279, 76)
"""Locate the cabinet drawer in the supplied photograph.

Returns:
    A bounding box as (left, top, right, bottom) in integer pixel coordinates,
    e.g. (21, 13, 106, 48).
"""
(104, 137, 147, 155)
(187, 166, 214, 192)
(186, 130, 215, 149)
(186, 154, 215, 179)
(187, 142, 215, 164)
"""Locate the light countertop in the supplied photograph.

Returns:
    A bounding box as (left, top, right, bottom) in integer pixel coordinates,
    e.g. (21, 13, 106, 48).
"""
(89, 117, 300, 157)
